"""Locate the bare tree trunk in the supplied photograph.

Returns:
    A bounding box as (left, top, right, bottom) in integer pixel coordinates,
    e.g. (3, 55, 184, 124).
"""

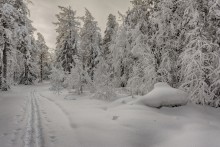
(2, 41, 8, 91)
(40, 54, 43, 83)
(24, 58, 28, 85)
(13, 71, 16, 84)
(0, 64, 2, 90)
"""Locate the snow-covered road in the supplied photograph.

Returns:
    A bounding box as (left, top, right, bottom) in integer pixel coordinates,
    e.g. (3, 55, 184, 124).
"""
(1, 83, 220, 147)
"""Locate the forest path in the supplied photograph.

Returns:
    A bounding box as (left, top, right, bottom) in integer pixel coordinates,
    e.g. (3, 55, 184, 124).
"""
(0, 83, 80, 147)
(34, 88, 80, 147)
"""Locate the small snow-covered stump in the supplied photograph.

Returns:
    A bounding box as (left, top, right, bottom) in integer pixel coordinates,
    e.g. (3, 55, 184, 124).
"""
(136, 82, 188, 108)
(112, 116, 119, 120)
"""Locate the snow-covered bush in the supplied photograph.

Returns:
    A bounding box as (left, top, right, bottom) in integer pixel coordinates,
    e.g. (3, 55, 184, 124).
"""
(136, 82, 188, 108)
(93, 57, 117, 101)
(49, 68, 65, 94)
(180, 35, 220, 106)
(93, 86, 117, 102)
(64, 65, 87, 95)
(62, 55, 96, 95)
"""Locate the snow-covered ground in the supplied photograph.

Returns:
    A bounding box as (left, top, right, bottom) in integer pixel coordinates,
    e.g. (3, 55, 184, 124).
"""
(0, 83, 220, 147)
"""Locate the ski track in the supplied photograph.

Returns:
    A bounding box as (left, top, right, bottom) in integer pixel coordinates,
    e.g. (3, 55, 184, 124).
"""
(24, 90, 44, 147)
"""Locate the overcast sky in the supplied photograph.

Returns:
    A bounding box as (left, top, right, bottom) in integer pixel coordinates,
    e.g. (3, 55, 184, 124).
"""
(28, 0, 131, 49)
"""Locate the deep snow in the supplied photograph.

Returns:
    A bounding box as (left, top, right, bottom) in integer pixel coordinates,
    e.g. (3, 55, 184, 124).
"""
(0, 83, 220, 147)
(135, 82, 188, 108)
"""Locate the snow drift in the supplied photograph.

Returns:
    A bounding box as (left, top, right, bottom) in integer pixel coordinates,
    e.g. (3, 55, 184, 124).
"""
(136, 82, 188, 108)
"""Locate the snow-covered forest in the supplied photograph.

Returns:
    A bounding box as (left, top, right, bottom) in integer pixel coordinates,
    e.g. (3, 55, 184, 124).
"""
(1, 0, 220, 147)
(1, 0, 220, 107)
(0, 0, 51, 89)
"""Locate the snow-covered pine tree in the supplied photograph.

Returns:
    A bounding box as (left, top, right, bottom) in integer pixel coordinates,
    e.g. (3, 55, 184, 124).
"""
(102, 14, 118, 61)
(0, 0, 48, 88)
(17, 21, 37, 85)
(91, 13, 118, 97)
(151, 0, 189, 88)
(80, 8, 101, 82)
(64, 55, 90, 94)
(208, 0, 220, 106)
(93, 55, 117, 101)
(54, 6, 80, 74)
(92, 14, 118, 99)
(110, 7, 145, 89)
(180, 32, 219, 106)
(36, 32, 50, 82)
(122, 0, 158, 94)
(110, 23, 131, 88)
(180, 0, 220, 107)
(0, 26, 3, 89)
(0, 1, 18, 90)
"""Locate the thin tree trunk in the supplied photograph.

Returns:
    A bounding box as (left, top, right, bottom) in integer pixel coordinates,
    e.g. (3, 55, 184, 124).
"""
(13, 71, 16, 85)
(0, 63, 2, 90)
(24, 59, 28, 85)
(2, 41, 8, 91)
(40, 54, 43, 82)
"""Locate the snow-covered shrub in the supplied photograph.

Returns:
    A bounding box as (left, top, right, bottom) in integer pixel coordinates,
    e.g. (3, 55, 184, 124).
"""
(136, 82, 188, 108)
(49, 68, 65, 94)
(180, 36, 220, 106)
(62, 55, 95, 95)
(93, 86, 117, 102)
(64, 66, 87, 95)
(93, 57, 117, 101)
(128, 55, 157, 96)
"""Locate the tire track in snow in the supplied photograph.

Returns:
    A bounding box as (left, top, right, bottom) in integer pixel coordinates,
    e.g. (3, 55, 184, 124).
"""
(24, 90, 44, 147)
(38, 93, 77, 129)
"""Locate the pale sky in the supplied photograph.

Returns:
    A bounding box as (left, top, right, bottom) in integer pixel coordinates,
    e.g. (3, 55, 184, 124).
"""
(28, 0, 131, 49)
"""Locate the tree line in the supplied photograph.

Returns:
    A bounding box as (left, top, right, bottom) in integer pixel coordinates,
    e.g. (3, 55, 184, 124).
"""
(1, 0, 220, 107)
(52, 0, 220, 107)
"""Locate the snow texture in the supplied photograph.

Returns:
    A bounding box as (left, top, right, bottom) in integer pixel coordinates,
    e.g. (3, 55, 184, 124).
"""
(0, 83, 220, 147)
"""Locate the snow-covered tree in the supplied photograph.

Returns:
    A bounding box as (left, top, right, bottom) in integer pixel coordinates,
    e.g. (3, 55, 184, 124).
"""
(0, 0, 48, 89)
(110, 23, 132, 88)
(91, 14, 118, 99)
(36, 32, 50, 82)
(122, 0, 157, 94)
(0, 1, 19, 90)
(64, 55, 90, 94)
(93, 56, 116, 101)
(50, 67, 65, 94)
(102, 14, 118, 61)
(8, 0, 38, 85)
(149, 0, 190, 88)
(0, 26, 3, 89)
(54, 6, 80, 73)
(80, 8, 101, 81)
(180, 0, 220, 107)
(17, 22, 37, 85)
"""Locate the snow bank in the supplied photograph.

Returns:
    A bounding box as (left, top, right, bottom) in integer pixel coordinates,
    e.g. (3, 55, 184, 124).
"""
(136, 82, 188, 108)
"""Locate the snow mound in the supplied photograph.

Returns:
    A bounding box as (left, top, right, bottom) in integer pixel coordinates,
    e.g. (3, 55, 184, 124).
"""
(136, 82, 188, 108)
(154, 82, 171, 88)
